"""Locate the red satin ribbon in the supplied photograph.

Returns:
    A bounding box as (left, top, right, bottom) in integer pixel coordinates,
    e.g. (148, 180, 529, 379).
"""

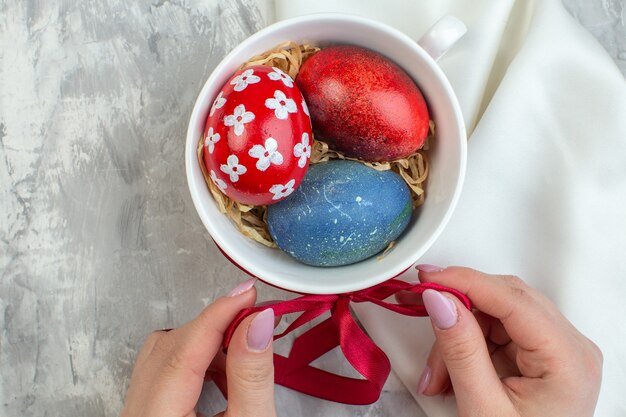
(211, 278, 471, 405)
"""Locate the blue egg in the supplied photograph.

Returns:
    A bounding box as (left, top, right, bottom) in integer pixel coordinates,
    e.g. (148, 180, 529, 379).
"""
(267, 160, 412, 267)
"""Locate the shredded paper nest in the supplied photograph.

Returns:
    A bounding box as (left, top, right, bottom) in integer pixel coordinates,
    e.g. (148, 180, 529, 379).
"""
(197, 42, 432, 248)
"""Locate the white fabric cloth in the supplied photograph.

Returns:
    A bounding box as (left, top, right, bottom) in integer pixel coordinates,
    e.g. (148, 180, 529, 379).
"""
(275, 0, 626, 415)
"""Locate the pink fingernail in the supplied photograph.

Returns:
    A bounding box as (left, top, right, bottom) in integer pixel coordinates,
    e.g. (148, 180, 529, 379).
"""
(423, 290, 458, 330)
(416, 365, 432, 394)
(417, 264, 443, 272)
(227, 278, 257, 297)
(247, 308, 274, 352)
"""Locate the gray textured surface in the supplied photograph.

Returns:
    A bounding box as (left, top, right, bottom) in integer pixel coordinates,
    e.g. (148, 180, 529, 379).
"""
(1, 1, 624, 416)
(562, 0, 626, 75)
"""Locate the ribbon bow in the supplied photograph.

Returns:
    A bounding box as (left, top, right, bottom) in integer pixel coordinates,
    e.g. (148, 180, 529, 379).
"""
(213, 278, 471, 405)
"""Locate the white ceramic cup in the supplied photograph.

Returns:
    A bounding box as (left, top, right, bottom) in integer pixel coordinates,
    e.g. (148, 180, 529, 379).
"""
(186, 14, 467, 294)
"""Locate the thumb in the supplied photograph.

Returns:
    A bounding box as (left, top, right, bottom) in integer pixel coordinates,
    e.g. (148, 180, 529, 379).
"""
(142, 279, 258, 417)
(224, 308, 276, 417)
(422, 290, 511, 414)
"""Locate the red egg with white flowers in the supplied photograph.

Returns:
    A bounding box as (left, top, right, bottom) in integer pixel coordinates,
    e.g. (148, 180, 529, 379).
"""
(203, 65, 312, 205)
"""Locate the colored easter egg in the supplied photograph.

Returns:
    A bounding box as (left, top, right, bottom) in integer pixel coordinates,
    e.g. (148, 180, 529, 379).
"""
(204, 65, 313, 205)
(267, 160, 412, 266)
(296, 45, 430, 162)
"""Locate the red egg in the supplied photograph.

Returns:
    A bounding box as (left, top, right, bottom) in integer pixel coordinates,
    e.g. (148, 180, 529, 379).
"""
(296, 45, 430, 162)
(203, 65, 312, 205)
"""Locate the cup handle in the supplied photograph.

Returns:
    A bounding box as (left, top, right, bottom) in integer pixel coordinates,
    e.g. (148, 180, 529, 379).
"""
(417, 15, 467, 62)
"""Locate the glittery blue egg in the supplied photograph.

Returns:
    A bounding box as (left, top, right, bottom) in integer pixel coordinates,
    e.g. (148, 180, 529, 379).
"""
(267, 160, 412, 266)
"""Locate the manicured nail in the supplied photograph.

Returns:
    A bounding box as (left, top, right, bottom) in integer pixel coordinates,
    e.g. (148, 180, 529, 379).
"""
(227, 278, 257, 297)
(417, 264, 443, 272)
(423, 289, 458, 330)
(416, 365, 432, 394)
(247, 308, 274, 351)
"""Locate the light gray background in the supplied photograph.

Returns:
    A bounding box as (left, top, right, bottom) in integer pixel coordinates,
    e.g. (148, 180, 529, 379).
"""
(1, 1, 624, 416)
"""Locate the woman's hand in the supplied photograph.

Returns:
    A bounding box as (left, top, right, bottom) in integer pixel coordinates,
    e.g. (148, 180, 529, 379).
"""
(120, 278, 277, 417)
(401, 266, 603, 417)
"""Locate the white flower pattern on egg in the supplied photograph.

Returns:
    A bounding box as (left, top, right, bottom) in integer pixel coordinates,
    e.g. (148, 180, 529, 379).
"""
(293, 133, 311, 168)
(267, 67, 294, 88)
(301, 99, 310, 117)
(220, 155, 247, 182)
(265, 90, 297, 120)
(210, 91, 226, 117)
(230, 69, 261, 92)
(223, 104, 255, 136)
(270, 179, 296, 200)
(210, 170, 228, 193)
(204, 127, 220, 154)
(248, 138, 284, 172)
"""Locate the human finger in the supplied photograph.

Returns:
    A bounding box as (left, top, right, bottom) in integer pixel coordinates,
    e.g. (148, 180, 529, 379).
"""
(473, 310, 511, 347)
(144, 278, 258, 416)
(256, 299, 283, 327)
(423, 289, 515, 415)
(418, 266, 559, 351)
(207, 301, 283, 381)
(223, 308, 277, 417)
(417, 342, 450, 396)
(394, 283, 423, 306)
(490, 344, 522, 378)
